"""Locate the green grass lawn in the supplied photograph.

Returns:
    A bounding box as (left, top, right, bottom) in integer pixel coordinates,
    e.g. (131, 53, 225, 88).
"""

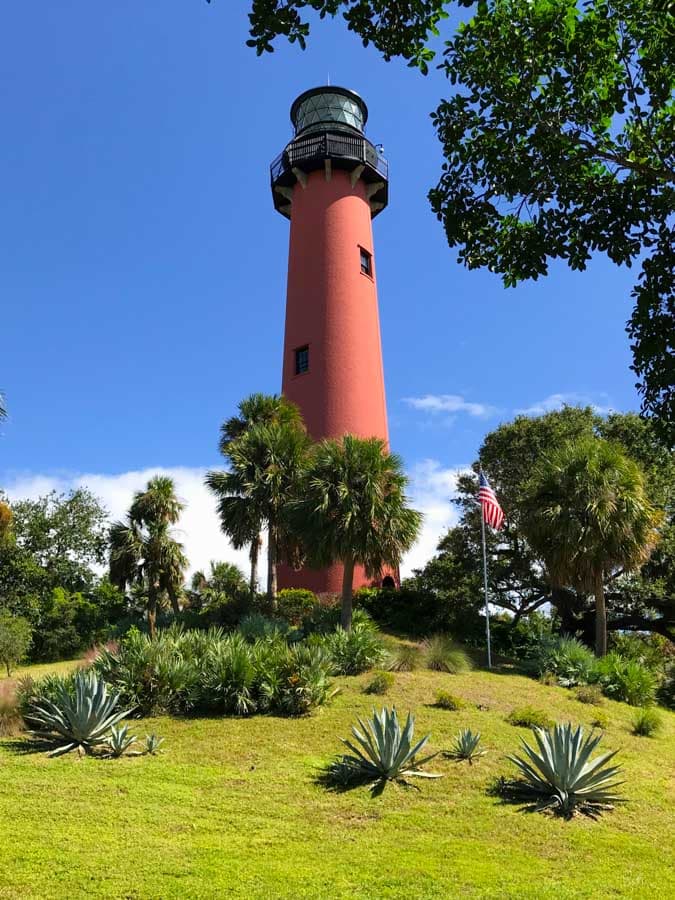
(1, 656, 674, 899)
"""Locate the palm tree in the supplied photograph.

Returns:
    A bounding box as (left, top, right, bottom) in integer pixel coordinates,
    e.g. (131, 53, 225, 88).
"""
(207, 394, 308, 604)
(189, 560, 248, 606)
(291, 436, 422, 630)
(109, 476, 188, 637)
(521, 437, 662, 656)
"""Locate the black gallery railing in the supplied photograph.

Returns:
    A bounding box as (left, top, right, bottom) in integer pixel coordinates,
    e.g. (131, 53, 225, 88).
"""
(271, 131, 388, 183)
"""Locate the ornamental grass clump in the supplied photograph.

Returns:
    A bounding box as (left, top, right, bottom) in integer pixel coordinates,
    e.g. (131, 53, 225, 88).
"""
(443, 728, 486, 764)
(500, 723, 624, 818)
(386, 643, 422, 672)
(631, 707, 662, 737)
(423, 634, 472, 674)
(319, 622, 387, 675)
(325, 706, 441, 789)
(0, 679, 21, 737)
(25, 671, 133, 757)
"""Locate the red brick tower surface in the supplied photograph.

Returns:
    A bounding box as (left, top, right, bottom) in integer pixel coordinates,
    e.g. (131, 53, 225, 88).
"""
(270, 87, 394, 593)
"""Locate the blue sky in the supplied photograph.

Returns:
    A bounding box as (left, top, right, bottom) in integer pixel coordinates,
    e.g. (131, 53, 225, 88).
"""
(0, 2, 639, 574)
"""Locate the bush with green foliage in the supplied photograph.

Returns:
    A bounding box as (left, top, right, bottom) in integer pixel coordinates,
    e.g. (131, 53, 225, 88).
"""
(593, 653, 656, 706)
(385, 642, 422, 672)
(501, 723, 623, 817)
(354, 586, 458, 637)
(93, 625, 334, 718)
(443, 729, 485, 764)
(423, 634, 472, 674)
(238, 613, 291, 643)
(301, 599, 374, 636)
(434, 690, 466, 711)
(363, 671, 395, 695)
(316, 623, 386, 675)
(276, 589, 317, 625)
(507, 706, 554, 729)
(575, 685, 604, 706)
(631, 707, 662, 737)
(325, 707, 441, 788)
(532, 635, 597, 688)
(0, 612, 32, 676)
(609, 632, 672, 674)
(24, 670, 132, 757)
(489, 613, 556, 660)
(590, 712, 610, 731)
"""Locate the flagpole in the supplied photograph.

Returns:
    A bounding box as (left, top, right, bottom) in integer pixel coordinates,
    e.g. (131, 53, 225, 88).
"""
(480, 506, 493, 670)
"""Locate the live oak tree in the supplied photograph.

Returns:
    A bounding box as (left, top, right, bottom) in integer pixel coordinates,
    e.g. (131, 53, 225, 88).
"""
(228, 0, 675, 439)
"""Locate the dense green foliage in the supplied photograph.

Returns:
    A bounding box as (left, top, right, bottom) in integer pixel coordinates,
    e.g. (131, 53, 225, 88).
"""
(503, 723, 624, 817)
(434, 690, 467, 711)
(423, 634, 472, 673)
(363, 670, 395, 695)
(631, 706, 662, 737)
(507, 706, 555, 729)
(316, 622, 387, 675)
(0, 613, 32, 675)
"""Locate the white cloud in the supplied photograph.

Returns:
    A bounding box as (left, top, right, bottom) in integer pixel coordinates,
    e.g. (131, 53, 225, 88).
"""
(2, 467, 253, 583)
(400, 459, 468, 578)
(516, 392, 614, 416)
(403, 394, 496, 419)
(3, 458, 466, 587)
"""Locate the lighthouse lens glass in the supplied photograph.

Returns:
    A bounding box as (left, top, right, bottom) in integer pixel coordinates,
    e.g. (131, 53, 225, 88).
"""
(294, 92, 364, 134)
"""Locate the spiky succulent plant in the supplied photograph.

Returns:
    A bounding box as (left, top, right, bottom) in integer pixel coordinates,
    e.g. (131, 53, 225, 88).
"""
(444, 728, 486, 764)
(26, 671, 132, 757)
(144, 733, 164, 755)
(106, 723, 138, 758)
(326, 706, 441, 788)
(503, 723, 624, 817)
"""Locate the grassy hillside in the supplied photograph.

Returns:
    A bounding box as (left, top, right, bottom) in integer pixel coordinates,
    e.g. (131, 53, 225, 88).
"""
(0, 659, 673, 899)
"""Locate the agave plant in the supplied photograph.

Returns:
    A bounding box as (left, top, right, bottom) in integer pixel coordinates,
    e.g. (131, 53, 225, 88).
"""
(326, 706, 441, 789)
(503, 723, 624, 817)
(443, 728, 486, 764)
(26, 671, 133, 757)
(106, 723, 139, 758)
(144, 733, 164, 755)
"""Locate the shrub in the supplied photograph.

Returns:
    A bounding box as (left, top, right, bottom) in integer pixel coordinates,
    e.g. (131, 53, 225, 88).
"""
(318, 623, 386, 675)
(24, 671, 132, 757)
(501, 723, 623, 817)
(364, 671, 394, 695)
(93, 626, 334, 719)
(302, 601, 374, 635)
(15, 672, 78, 719)
(443, 728, 485, 763)
(631, 707, 662, 737)
(507, 706, 554, 729)
(0, 679, 21, 736)
(238, 613, 290, 643)
(609, 632, 672, 674)
(489, 612, 556, 660)
(575, 684, 604, 706)
(0, 613, 32, 676)
(276, 589, 317, 625)
(593, 653, 656, 706)
(590, 712, 610, 730)
(532, 635, 597, 687)
(434, 690, 466, 711)
(386, 643, 422, 672)
(423, 634, 472, 674)
(325, 706, 441, 788)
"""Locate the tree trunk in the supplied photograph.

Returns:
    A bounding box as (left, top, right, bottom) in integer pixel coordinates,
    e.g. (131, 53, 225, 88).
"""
(169, 588, 181, 618)
(341, 555, 355, 631)
(249, 535, 260, 599)
(148, 590, 158, 640)
(267, 524, 278, 609)
(594, 570, 607, 657)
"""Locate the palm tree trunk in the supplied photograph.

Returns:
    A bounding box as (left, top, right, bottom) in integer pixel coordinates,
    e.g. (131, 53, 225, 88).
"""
(341, 555, 355, 631)
(594, 570, 607, 657)
(267, 524, 278, 609)
(169, 589, 181, 618)
(148, 589, 158, 640)
(249, 535, 260, 599)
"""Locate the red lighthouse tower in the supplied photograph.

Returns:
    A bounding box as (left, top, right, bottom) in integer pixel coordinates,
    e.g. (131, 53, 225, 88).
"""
(271, 87, 393, 594)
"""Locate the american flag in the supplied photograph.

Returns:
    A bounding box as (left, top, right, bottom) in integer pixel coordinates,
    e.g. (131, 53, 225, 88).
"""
(478, 471, 504, 530)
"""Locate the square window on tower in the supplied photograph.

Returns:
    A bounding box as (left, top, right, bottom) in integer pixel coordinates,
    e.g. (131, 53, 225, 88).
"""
(295, 345, 309, 375)
(359, 247, 373, 277)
